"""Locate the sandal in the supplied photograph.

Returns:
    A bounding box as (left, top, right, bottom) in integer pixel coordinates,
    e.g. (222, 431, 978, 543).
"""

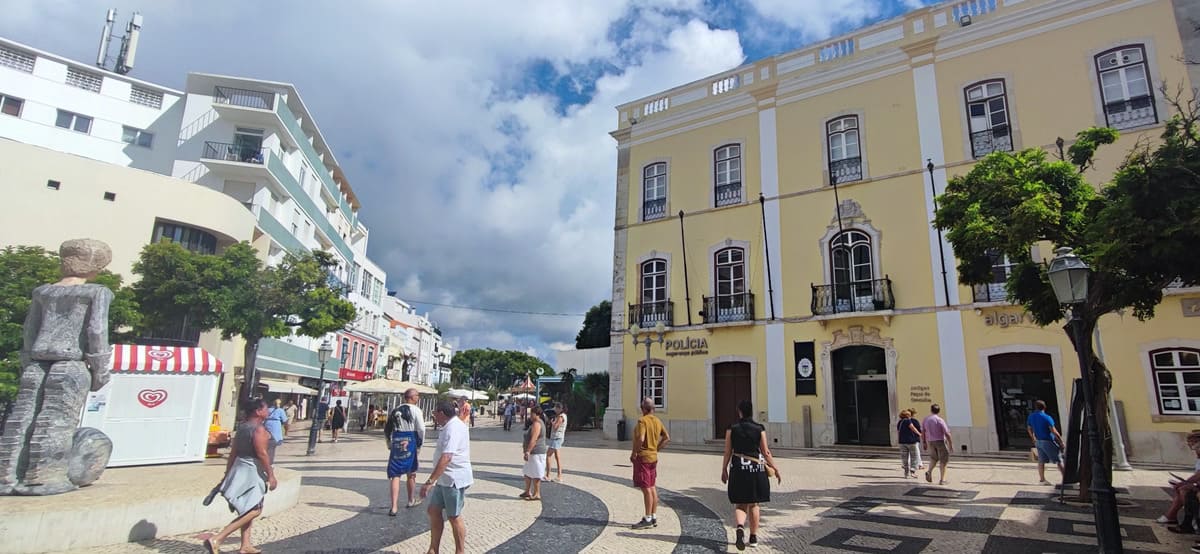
(239, 549, 262, 554)
(519, 492, 531, 499)
(203, 538, 218, 554)
(524, 496, 541, 501)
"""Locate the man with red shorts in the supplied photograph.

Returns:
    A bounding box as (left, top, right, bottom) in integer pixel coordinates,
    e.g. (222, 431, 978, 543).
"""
(631, 396, 670, 529)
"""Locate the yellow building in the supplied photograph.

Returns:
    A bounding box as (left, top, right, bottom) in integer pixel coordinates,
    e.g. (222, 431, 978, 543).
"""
(606, 0, 1200, 464)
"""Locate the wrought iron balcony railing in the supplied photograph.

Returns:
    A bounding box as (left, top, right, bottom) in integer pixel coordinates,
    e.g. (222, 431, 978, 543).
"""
(628, 300, 674, 327)
(970, 125, 1013, 158)
(829, 156, 862, 184)
(213, 86, 274, 110)
(811, 277, 894, 316)
(1104, 95, 1156, 130)
(701, 292, 754, 324)
(715, 183, 742, 207)
(972, 282, 1007, 303)
(202, 141, 266, 165)
(643, 198, 667, 221)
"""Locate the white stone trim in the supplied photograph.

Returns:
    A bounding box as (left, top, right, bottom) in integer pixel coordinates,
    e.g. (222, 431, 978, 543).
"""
(859, 25, 905, 50)
(816, 200, 884, 286)
(1139, 338, 1200, 416)
(766, 323, 787, 422)
(759, 106, 783, 317)
(706, 354, 760, 440)
(819, 326, 899, 446)
(976, 344, 1066, 451)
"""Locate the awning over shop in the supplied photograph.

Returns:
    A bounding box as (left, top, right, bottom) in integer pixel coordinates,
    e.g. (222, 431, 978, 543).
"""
(109, 345, 224, 374)
(345, 379, 436, 395)
(258, 378, 318, 395)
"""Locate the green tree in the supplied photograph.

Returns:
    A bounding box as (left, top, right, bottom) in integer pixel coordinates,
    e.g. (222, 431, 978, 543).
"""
(0, 246, 140, 403)
(133, 241, 356, 400)
(575, 300, 611, 348)
(934, 99, 1200, 500)
(450, 348, 552, 390)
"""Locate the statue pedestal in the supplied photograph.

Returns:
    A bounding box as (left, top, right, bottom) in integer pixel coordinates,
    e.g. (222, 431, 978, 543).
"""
(0, 462, 301, 553)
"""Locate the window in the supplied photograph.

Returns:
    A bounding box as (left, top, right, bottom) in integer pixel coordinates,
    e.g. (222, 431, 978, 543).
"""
(973, 248, 1015, 302)
(714, 144, 742, 206)
(66, 67, 102, 93)
(103, 192, 116, 201)
(638, 259, 669, 326)
(831, 230, 874, 310)
(152, 222, 218, 255)
(1152, 349, 1200, 414)
(129, 85, 164, 109)
(366, 347, 375, 371)
(351, 342, 360, 369)
(55, 110, 92, 134)
(714, 247, 748, 321)
(965, 80, 1013, 158)
(0, 93, 23, 117)
(121, 126, 154, 148)
(1095, 45, 1157, 129)
(827, 116, 862, 184)
(0, 45, 35, 73)
(291, 209, 302, 236)
(642, 162, 667, 221)
(46, 180, 61, 190)
(233, 128, 265, 163)
(341, 338, 351, 364)
(640, 364, 665, 409)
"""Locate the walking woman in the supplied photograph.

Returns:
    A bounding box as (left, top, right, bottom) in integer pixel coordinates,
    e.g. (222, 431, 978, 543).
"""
(720, 400, 781, 551)
(520, 404, 548, 501)
(330, 400, 346, 443)
(205, 398, 277, 554)
(545, 403, 567, 482)
(897, 410, 923, 478)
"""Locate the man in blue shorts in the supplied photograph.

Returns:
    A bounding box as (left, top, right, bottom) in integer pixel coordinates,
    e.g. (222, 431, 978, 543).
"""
(421, 399, 473, 554)
(1026, 400, 1064, 485)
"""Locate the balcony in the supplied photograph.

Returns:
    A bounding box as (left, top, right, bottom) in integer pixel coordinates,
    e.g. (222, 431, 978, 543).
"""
(970, 126, 1013, 159)
(972, 282, 1008, 303)
(701, 292, 754, 324)
(715, 183, 742, 207)
(811, 277, 895, 317)
(643, 198, 666, 221)
(829, 157, 862, 184)
(200, 141, 271, 181)
(629, 300, 674, 328)
(210, 86, 294, 136)
(1104, 95, 1157, 130)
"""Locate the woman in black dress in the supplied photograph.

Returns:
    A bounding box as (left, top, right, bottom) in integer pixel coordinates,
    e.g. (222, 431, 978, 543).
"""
(720, 400, 781, 551)
(330, 400, 347, 443)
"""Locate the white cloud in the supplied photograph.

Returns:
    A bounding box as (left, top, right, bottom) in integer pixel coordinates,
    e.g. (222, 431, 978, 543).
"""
(746, 0, 886, 40)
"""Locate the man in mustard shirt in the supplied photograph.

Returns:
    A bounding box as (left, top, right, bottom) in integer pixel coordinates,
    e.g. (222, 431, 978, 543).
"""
(631, 396, 670, 529)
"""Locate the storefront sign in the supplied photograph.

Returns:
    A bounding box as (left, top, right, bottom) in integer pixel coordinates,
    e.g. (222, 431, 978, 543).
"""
(909, 385, 931, 403)
(339, 368, 373, 381)
(664, 336, 708, 357)
(794, 341, 817, 396)
(982, 310, 1028, 328)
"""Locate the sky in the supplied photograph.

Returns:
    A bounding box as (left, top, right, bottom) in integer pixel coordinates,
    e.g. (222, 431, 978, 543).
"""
(2, 0, 931, 361)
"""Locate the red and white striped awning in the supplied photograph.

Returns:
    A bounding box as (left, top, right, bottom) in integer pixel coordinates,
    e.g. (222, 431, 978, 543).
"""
(108, 345, 224, 374)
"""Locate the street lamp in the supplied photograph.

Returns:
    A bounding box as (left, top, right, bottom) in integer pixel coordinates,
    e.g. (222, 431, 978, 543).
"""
(630, 322, 667, 401)
(306, 338, 334, 456)
(1047, 247, 1123, 552)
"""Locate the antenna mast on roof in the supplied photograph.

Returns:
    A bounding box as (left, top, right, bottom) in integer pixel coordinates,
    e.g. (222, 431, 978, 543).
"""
(95, 9, 143, 75)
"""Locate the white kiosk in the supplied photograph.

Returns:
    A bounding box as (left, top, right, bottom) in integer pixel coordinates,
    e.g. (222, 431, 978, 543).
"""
(79, 344, 224, 466)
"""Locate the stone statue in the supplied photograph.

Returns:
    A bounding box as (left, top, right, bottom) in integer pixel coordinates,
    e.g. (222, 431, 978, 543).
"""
(0, 239, 115, 495)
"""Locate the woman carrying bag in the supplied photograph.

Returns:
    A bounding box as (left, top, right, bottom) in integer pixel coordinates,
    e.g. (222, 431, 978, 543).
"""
(720, 400, 781, 551)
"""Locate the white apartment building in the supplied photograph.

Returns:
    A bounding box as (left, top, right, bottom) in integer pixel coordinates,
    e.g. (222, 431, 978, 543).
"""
(382, 295, 450, 385)
(0, 36, 391, 394)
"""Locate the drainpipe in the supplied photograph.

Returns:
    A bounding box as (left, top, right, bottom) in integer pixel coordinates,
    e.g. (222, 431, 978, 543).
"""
(1093, 324, 1134, 471)
(759, 193, 776, 320)
(927, 159, 951, 307)
(678, 210, 693, 326)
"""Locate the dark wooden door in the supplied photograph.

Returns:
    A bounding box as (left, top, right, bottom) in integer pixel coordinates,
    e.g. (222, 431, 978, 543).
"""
(713, 362, 752, 439)
(988, 352, 1056, 450)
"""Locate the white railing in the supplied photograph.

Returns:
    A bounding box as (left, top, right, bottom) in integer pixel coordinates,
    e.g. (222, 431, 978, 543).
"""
(819, 38, 855, 63)
(954, 0, 998, 22)
(643, 97, 669, 116)
(711, 75, 740, 95)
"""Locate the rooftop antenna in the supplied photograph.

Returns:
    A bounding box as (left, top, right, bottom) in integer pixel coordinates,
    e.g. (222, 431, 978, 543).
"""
(95, 9, 142, 74)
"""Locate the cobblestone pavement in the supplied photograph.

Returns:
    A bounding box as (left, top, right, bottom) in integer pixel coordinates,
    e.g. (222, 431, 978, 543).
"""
(63, 416, 1197, 553)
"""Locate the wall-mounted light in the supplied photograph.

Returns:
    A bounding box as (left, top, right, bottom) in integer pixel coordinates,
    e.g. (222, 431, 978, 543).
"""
(959, 14, 972, 26)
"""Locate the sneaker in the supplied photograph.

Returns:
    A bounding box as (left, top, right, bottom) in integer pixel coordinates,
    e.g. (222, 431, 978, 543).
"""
(1157, 515, 1172, 524)
(632, 518, 655, 530)
(651, 515, 658, 527)
(1039, 480, 1052, 485)
(407, 499, 421, 508)
(748, 534, 758, 548)
(735, 527, 746, 551)
(925, 471, 932, 483)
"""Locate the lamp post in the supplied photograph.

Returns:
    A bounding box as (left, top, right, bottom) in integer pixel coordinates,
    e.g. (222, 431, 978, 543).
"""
(629, 322, 667, 401)
(306, 338, 334, 456)
(1047, 247, 1123, 552)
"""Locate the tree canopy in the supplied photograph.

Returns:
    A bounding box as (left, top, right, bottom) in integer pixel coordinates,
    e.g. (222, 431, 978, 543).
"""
(450, 348, 553, 390)
(575, 300, 611, 349)
(0, 245, 139, 403)
(132, 241, 356, 398)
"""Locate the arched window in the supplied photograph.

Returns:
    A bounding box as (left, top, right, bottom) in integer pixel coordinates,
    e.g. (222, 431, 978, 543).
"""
(714, 247, 748, 321)
(1095, 45, 1156, 129)
(1152, 348, 1200, 414)
(642, 163, 667, 221)
(827, 116, 862, 184)
(831, 230, 873, 309)
(964, 80, 1012, 158)
(340, 337, 351, 364)
(639, 259, 669, 326)
(714, 144, 742, 206)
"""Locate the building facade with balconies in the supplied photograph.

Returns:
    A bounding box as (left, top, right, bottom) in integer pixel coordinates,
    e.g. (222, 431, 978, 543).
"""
(607, 0, 1200, 464)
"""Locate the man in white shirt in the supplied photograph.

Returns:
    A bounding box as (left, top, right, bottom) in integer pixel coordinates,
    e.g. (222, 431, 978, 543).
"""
(421, 399, 473, 554)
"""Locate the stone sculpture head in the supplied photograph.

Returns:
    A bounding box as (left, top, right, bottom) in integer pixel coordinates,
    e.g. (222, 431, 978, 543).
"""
(59, 239, 112, 279)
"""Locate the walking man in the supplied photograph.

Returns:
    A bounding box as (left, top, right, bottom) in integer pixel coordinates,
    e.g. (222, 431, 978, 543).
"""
(386, 388, 426, 514)
(503, 401, 516, 431)
(1026, 400, 1064, 485)
(631, 396, 670, 529)
(264, 399, 289, 463)
(921, 403, 953, 485)
(421, 399, 473, 554)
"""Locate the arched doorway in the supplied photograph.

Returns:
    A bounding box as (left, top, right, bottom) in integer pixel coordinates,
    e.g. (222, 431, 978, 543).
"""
(832, 345, 890, 445)
(988, 352, 1057, 450)
(713, 361, 752, 439)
